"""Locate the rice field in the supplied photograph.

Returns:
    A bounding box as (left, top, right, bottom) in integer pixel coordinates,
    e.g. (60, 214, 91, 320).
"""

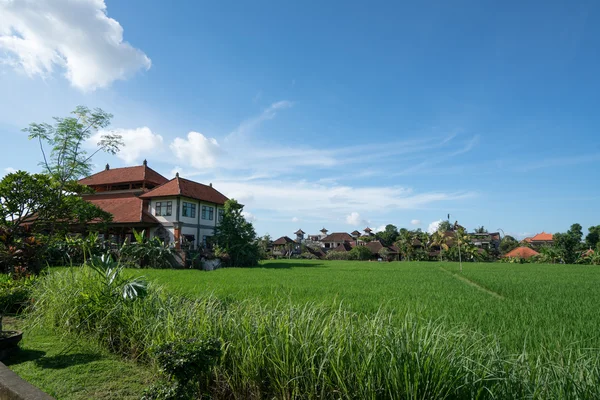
(138, 260, 600, 354)
(23, 260, 600, 398)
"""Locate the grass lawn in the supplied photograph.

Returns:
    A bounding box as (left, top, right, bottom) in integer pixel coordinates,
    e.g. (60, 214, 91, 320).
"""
(136, 259, 600, 353)
(3, 317, 155, 400)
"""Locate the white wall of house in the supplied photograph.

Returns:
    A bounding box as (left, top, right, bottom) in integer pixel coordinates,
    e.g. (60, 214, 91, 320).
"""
(149, 196, 224, 248)
(148, 197, 178, 223)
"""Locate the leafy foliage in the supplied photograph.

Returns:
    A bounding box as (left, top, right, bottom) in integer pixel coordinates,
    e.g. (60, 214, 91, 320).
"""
(349, 245, 373, 260)
(120, 230, 176, 269)
(143, 338, 221, 400)
(375, 224, 398, 245)
(24, 106, 122, 185)
(213, 200, 260, 267)
(0, 273, 38, 315)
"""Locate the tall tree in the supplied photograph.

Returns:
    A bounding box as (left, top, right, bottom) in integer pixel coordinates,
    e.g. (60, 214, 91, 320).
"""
(22, 106, 121, 234)
(438, 220, 452, 232)
(553, 224, 585, 264)
(585, 225, 600, 249)
(474, 226, 487, 233)
(499, 235, 519, 254)
(377, 224, 399, 246)
(24, 106, 123, 187)
(213, 199, 260, 267)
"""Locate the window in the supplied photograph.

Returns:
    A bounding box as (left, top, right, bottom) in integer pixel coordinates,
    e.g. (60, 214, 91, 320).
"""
(202, 235, 208, 247)
(218, 208, 224, 223)
(182, 202, 196, 218)
(155, 201, 172, 216)
(202, 205, 214, 220)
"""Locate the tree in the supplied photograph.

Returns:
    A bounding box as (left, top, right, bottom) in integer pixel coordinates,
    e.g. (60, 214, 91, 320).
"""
(438, 220, 452, 232)
(500, 235, 519, 254)
(376, 224, 398, 246)
(24, 106, 123, 187)
(474, 226, 487, 233)
(22, 107, 120, 234)
(213, 199, 260, 267)
(553, 224, 585, 264)
(0, 171, 53, 229)
(349, 245, 372, 261)
(585, 226, 600, 249)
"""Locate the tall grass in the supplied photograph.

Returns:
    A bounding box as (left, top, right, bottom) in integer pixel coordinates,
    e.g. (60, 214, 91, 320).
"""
(29, 266, 600, 399)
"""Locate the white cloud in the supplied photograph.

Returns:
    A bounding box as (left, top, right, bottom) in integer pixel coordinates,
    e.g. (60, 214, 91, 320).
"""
(242, 211, 257, 223)
(93, 127, 163, 165)
(374, 225, 387, 233)
(170, 132, 221, 169)
(345, 212, 362, 226)
(292, 217, 299, 222)
(428, 220, 443, 234)
(0, 0, 151, 91)
(411, 219, 421, 226)
(3, 167, 16, 175)
(228, 101, 293, 139)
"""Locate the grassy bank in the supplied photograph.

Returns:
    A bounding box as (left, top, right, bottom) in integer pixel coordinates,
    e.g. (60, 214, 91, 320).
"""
(3, 318, 155, 400)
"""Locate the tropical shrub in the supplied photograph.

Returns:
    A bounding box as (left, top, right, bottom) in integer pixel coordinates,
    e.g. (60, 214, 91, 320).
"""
(120, 230, 176, 269)
(350, 245, 373, 260)
(143, 338, 221, 400)
(0, 273, 38, 315)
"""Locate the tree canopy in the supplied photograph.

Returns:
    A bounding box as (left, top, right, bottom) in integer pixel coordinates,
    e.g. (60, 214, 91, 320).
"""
(213, 199, 260, 267)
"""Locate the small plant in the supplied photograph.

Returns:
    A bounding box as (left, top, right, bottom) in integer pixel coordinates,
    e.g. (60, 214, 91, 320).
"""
(143, 338, 222, 400)
(119, 230, 175, 269)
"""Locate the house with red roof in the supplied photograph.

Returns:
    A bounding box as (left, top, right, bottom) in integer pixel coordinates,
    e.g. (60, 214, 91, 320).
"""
(528, 232, 554, 248)
(503, 246, 540, 259)
(79, 160, 228, 249)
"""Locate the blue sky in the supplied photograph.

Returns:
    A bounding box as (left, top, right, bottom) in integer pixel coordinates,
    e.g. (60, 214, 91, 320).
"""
(1, 0, 599, 239)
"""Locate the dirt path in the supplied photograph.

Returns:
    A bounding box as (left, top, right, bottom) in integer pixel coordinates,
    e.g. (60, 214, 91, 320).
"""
(439, 267, 505, 300)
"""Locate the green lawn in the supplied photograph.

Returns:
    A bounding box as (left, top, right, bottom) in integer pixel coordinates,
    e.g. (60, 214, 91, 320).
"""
(4, 318, 155, 400)
(137, 259, 600, 353)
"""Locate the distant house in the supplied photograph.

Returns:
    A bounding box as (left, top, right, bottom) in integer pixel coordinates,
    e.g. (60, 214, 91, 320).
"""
(329, 242, 353, 252)
(365, 240, 399, 260)
(272, 236, 297, 257)
(321, 232, 355, 249)
(470, 232, 501, 251)
(528, 232, 553, 248)
(504, 246, 540, 259)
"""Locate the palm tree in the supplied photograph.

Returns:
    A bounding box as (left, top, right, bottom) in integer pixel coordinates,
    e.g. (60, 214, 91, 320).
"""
(475, 226, 487, 233)
(430, 231, 449, 261)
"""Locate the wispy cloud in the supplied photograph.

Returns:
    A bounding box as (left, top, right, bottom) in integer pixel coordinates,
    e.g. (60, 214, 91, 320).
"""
(518, 153, 600, 172)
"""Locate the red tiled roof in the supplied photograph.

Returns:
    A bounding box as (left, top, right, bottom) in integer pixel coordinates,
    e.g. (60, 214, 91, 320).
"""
(79, 165, 168, 187)
(322, 232, 354, 243)
(364, 227, 373, 232)
(140, 177, 229, 205)
(504, 246, 540, 259)
(351, 230, 361, 236)
(330, 242, 353, 252)
(294, 229, 305, 235)
(530, 232, 553, 242)
(523, 237, 533, 243)
(85, 193, 159, 224)
(273, 236, 295, 245)
(365, 240, 399, 255)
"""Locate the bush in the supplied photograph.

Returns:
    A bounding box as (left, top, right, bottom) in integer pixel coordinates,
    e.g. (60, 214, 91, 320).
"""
(144, 338, 222, 400)
(325, 251, 351, 260)
(350, 245, 373, 260)
(300, 252, 318, 260)
(119, 230, 176, 269)
(0, 273, 38, 315)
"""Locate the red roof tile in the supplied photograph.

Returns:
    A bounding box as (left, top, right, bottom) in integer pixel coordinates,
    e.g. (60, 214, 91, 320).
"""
(504, 247, 540, 259)
(84, 193, 159, 224)
(140, 177, 229, 205)
(322, 232, 354, 242)
(79, 165, 168, 187)
(273, 236, 295, 245)
(530, 232, 553, 242)
(330, 242, 353, 252)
